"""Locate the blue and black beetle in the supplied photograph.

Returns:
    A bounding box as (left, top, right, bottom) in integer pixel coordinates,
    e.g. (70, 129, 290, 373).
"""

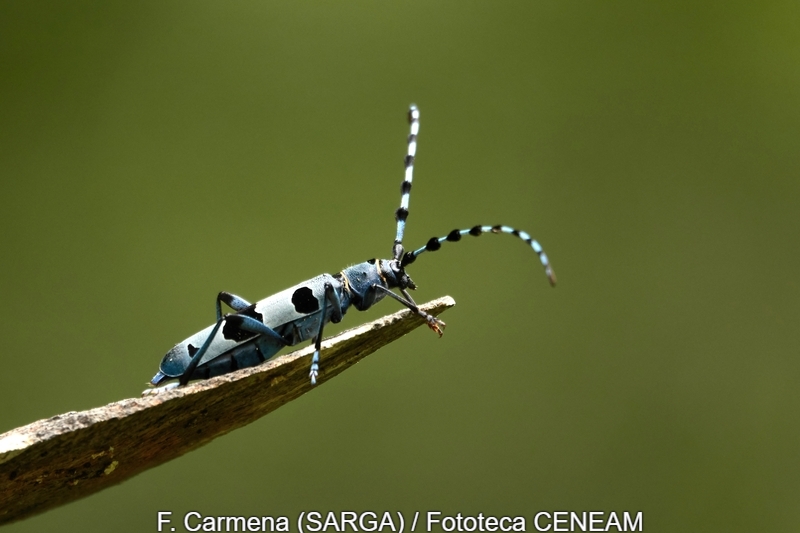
(147, 105, 555, 392)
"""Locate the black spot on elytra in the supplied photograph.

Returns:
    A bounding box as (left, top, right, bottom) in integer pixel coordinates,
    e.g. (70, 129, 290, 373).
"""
(292, 286, 320, 314)
(223, 314, 259, 342)
(188, 344, 198, 357)
(241, 304, 263, 322)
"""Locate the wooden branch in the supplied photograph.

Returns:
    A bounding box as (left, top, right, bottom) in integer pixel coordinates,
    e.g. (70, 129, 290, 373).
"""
(0, 296, 455, 526)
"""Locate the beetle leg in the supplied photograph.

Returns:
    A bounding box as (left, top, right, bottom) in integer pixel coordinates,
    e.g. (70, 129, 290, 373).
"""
(372, 285, 446, 337)
(173, 291, 259, 386)
(142, 381, 180, 396)
(217, 291, 253, 315)
(223, 315, 289, 344)
(179, 317, 226, 385)
(310, 282, 342, 385)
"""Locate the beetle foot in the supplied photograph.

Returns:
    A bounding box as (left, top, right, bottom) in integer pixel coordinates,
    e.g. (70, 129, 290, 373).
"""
(426, 316, 446, 337)
(309, 365, 319, 385)
(142, 382, 180, 396)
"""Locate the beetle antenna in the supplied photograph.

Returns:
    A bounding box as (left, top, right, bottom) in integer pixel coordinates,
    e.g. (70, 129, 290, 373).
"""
(393, 104, 420, 261)
(401, 224, 557, 286)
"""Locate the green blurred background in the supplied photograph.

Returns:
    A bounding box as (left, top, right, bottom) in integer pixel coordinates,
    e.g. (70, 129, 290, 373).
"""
(1, 1, 798, 531)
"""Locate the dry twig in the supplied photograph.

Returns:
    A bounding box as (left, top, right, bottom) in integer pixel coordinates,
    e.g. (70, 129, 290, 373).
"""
(0, 296, 455, 525)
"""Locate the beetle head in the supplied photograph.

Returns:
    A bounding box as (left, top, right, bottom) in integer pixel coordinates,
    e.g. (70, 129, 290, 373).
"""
(382, 258, 417, 291)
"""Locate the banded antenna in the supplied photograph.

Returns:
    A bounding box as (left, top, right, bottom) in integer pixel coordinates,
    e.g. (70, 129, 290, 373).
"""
(402, 224, 557, 287)
(393, 105, 420, 261)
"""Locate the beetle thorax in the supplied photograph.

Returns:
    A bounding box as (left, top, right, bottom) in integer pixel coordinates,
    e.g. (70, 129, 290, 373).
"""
(339, 259, 412, 311)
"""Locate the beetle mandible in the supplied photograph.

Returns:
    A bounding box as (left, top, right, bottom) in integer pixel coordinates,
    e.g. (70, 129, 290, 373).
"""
(146, 105, 556, 392)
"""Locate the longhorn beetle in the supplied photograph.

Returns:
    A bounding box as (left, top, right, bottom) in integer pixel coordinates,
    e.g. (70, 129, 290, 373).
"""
(147, 105, 556, 392)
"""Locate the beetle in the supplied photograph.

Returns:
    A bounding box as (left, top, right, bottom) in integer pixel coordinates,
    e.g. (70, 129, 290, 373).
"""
(146, 105, 555, 392)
